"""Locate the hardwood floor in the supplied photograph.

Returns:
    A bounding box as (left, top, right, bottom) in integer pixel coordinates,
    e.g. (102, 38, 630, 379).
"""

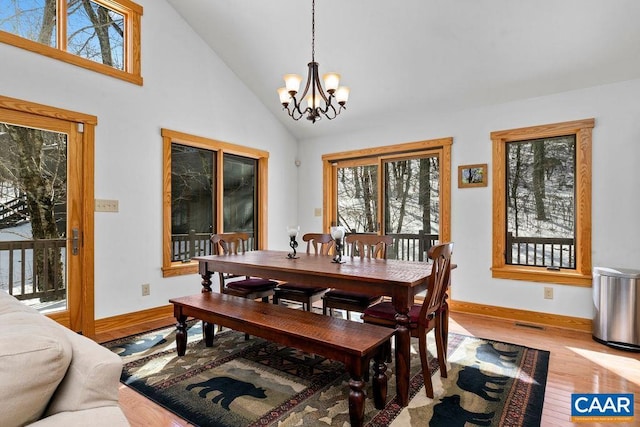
(98, 311, 640, 427)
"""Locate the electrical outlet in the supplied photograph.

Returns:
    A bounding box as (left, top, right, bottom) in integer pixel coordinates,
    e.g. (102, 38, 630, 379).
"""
(544, 287, 553, 300)
(95, 199, 119, 212)
(141, 283, 150, 296)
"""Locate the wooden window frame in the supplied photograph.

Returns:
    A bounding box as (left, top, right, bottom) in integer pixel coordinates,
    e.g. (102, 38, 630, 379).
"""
(491, 118, 594, 286)
(0, 0, 143, 85)
(161, 128, 269, 277)
(322, 138, 452, 243)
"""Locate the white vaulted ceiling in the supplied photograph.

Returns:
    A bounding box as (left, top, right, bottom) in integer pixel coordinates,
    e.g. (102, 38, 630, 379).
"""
(166, 0, 640, 140)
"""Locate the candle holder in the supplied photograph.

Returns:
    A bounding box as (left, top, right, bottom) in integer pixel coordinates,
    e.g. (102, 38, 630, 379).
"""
(287, 225, 300, 259)
(330, 226, 346, 263)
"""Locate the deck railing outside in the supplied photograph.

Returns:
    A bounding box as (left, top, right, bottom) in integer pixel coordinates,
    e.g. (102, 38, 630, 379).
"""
(506, 232, 575, 268)
(172, 231, 256, 262)
(386, 232, 439, 261)
(0, 239, 66, 301)
(343, 231, 439, 262)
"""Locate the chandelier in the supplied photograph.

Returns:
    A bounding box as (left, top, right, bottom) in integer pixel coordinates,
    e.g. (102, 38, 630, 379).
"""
(277, 0, 350, 123)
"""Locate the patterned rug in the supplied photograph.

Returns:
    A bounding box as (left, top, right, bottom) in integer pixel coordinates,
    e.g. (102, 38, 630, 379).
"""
(104, 321, 549, 426)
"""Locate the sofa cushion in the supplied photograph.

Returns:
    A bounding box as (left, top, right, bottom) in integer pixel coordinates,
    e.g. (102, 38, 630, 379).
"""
(0, 290, 38, 315)
(29, 406, 130, 427)
(0, 311, 73, 427)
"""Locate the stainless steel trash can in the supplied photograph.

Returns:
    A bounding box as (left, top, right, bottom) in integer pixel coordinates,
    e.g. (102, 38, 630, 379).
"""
(592, 267, 640, 351)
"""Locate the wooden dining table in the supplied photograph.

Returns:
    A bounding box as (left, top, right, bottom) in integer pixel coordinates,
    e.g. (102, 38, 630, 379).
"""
(193, 249, 436, 407)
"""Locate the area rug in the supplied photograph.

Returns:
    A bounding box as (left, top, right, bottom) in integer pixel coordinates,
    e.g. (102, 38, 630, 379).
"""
(104, 321, 549, 426)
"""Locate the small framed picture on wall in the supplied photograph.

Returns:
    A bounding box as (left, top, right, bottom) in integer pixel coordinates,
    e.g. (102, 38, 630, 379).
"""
(458, 163, 488, 188)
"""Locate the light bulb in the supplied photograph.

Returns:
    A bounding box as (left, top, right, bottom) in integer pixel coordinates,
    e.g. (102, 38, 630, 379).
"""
(336, 86, 350, 105)
(284, 74, 302, 94)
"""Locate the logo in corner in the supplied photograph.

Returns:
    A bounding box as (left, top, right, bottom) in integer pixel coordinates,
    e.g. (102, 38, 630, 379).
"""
(571, 393, 634, 423)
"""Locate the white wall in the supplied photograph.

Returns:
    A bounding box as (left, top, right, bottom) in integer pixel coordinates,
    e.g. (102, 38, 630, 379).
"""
(297, 78, 640, 320)
(0, 0, 298, 319)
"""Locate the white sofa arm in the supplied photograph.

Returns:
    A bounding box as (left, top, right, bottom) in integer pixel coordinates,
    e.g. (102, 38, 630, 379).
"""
(45, 326, 124, 417)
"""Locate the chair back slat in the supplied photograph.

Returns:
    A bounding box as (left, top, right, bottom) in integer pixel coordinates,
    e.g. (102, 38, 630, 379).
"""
(303, 233, 335, 255)
(345, 234, 394, 259)
(419, 242, 453, 322)
(210, 232, 253, 282)
(211, 232, 250, 255)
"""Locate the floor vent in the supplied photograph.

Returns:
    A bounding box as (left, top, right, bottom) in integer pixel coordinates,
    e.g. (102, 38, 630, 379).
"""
(515, 322, 545, 330)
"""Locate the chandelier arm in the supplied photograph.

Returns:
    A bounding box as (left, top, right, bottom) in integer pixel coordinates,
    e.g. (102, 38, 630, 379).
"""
(318, 91, 336, 115)
(292, 93, 315, 121)
(287, 96, 306, 121)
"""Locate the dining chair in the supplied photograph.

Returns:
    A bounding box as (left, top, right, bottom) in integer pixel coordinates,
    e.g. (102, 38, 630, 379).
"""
(273, 233, 335, 311)
(362, 241, 453, 398)
(210, 232, 278, 302)
(322, 234, 394, 320)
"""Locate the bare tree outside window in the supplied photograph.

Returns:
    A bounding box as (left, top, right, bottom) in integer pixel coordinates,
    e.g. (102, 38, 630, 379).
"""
(337, 165, 378, 233)
(0, 0, 57, 46)
(0, 123, 67, 301)
(67, 0, 124, 69)
(384, 157, 439, 235)
(0, 0, 126, 70)
(505, 135, 576, 268)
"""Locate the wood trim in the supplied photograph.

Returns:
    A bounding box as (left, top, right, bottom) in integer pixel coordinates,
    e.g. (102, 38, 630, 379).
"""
(490, 118, 595, 141)
(0, 95, 98, 124)
(161, 129, 270, 160)
(449, 299, 592, 333)
(575, 125, 593, 278)
(323, 162, 336, 231)
(321, 137, 453, 163)
(440, 146, 452, 242)
(57, 0, 67, 52)
(95, 304, 174, 335)
(491, 118, 594, 285)
(81, 121, 96, 337)
(215, 150, 224, 233)
(258, 157, 268, 249)
(491, 265, 592, 286)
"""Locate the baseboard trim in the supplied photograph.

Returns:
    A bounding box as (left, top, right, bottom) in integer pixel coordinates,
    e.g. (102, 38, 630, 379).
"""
(449, 300, 592, 333)
(95, 304, 174, 335)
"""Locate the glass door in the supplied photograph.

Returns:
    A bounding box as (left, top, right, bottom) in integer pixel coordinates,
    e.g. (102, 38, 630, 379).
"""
(383, 153, 440, 261)
(0, 107, 84, 331)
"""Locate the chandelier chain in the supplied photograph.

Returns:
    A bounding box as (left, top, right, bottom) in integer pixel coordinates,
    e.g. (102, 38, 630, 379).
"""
(311, 0, 315, 61)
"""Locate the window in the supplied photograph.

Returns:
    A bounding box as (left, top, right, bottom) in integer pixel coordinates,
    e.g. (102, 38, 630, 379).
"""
(0, 0, 143, 85)
(323, 138, 452, 261)
(491, 118, 594, 286)
(162, 128, 269, 277)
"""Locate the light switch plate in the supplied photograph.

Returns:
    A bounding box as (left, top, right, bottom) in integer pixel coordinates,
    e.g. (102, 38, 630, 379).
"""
(95, 199, 119, 212)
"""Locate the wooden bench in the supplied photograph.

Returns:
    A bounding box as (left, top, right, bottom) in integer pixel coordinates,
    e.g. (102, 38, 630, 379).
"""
(170, 292, 395, 427)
